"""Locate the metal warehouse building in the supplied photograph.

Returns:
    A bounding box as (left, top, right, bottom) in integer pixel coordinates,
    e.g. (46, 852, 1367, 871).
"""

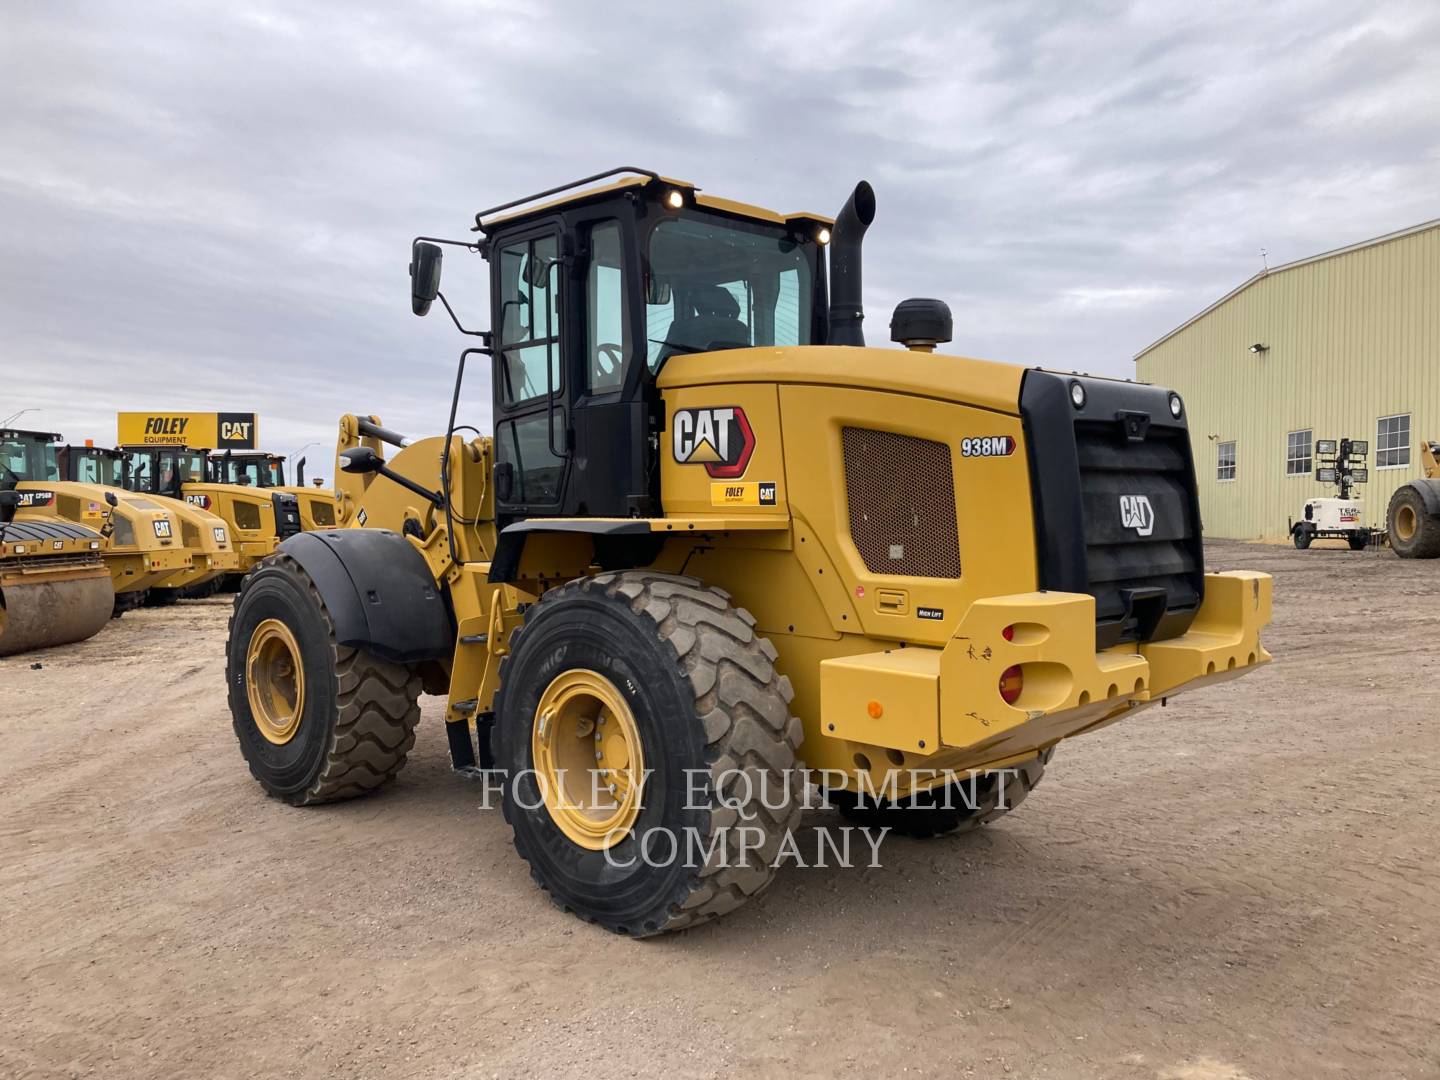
(1135, 218, 1440, 541)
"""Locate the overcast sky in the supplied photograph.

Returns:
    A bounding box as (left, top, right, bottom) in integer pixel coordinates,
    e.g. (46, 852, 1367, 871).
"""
(3, 0, 1437, 466)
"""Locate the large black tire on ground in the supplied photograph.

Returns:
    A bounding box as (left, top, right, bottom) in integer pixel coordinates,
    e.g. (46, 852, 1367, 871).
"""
(1347, 532, 1369, 551)
(1292, 526, 1312, 550)
(1387, 484, 1440, 559)
(111, 589, 148, 619)
(178, 576, 224, 600)
(494, 571, 803, 937)
(830, 749, 1052, 839)
(226, 554, 423, 806)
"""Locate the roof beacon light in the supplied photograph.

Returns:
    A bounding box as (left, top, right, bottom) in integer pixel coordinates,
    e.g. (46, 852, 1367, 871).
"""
(665, 189, 684, 210)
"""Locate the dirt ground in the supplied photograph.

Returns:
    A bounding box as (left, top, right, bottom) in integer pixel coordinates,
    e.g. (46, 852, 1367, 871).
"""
(2, 540, 1437, 1080)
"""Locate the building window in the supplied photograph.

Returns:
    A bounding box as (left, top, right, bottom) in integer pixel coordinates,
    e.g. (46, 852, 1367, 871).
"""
(1217, 440, 1236, 482)
(1285, 429, 1312, 476)
(1376, 413, 1411, 469)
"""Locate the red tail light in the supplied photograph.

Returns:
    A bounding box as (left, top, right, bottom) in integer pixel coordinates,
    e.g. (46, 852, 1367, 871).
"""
(999, 665, 1024, 705)
(1002, 625, 1015, 641)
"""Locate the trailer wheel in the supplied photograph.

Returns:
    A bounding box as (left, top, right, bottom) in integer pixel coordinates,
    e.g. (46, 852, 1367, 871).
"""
(1347, 532, 1369, 551)
(1387, 484, 1440, 559)
(1293, 525, 1313, 550)
(830, 750, 1051, 838)
(494, 571, 802, 937)
(226, 554, 423, 805)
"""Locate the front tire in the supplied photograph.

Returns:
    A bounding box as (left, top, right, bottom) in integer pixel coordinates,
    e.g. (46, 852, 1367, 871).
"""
(1388, 484, 1440, 559)
(226, 554, 423, 806)
(494, 572, 802, 937)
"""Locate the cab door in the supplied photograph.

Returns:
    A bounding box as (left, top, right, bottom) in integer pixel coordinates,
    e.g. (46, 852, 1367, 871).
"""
(491, 224, 568, 522)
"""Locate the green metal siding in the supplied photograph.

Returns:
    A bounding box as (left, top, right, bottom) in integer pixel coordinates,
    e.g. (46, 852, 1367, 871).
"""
(1136, 223, 1440, 540)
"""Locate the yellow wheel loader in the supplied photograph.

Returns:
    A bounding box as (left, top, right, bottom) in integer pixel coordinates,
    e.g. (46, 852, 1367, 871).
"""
(1386, 439, 1440, 558)
(58, 443, 240, 602)
(126, 445, 302, 588)
(226, 169, 1273, 936)
(3, 429, 191, 613)
(210, 450, 338, 531)
(0, 490, 113, 656)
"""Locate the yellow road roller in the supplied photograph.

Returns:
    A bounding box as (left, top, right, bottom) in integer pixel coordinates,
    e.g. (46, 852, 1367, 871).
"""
(0, 490, 113, 656)
(4, 428, 191, 612)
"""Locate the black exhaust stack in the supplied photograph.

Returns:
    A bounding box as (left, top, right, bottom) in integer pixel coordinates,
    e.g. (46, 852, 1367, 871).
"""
(827, 181, 876, 346)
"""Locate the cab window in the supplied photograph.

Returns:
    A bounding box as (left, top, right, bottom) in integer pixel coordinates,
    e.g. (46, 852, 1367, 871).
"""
(495, 413, 564, 504)
(645, 216, 813, 371)
(497, 233, 562, 405)
(586, 221, 628, 393)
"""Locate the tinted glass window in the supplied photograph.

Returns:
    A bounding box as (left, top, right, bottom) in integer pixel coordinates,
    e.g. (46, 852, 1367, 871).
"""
(496, 412, 565, 504)
(586, 222, 628, 393)
(0, 435, 57, 483)
(497, 234, 562, 405)
(645, 216, 812, 371)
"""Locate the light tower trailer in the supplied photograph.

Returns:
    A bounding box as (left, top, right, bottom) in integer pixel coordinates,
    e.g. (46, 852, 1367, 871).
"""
(1290, 438, 1381, 550)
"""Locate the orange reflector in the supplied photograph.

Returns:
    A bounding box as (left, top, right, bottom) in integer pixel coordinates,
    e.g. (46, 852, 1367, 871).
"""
(866, 700, 884, 719)
(1002, 624, 1015, 641)
(999, 665, 1023, 705)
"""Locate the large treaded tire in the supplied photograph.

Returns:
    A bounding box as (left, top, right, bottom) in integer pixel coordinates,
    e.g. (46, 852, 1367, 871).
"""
(494, 571, 802, 937)
(1387, 484, 1440, 559)
(830, 749, 1052, 839)
(226, 553, 423, 806)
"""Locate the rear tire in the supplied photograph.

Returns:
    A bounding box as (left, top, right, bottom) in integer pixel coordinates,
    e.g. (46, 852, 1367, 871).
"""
(1387, 484, 1440, 559)
(830, 751, 1051, 838)
(494, 571, 802, 937)
(226, 554, 423, 806)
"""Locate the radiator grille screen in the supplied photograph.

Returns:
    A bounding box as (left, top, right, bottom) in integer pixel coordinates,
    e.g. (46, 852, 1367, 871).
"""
(842, 427, 961, 577)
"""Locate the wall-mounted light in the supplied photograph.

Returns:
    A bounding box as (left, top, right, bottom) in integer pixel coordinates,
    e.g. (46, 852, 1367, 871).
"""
(1249, 343, 1269, 354)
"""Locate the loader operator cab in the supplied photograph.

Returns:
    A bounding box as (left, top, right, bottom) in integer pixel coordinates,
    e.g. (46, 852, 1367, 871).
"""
(58, 444, 131, 488)
(211, 451, 286, 489)
(408, 168, 832, 526)
(0, 429, 61, 488)
(128, 447, 211, 500)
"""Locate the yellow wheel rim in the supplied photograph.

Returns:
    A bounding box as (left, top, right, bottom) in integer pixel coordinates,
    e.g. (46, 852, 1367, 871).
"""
(1396, 504, 1418, 542)
(531, 669, 646, 851)
(247, 619, 305, 745)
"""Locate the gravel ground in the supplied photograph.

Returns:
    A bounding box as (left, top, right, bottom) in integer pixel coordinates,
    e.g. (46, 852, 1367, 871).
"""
(1, 540, 1437, 1079)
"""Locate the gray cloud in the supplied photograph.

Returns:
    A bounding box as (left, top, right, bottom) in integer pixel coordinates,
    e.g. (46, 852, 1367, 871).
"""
(3, 0, 1437, 460)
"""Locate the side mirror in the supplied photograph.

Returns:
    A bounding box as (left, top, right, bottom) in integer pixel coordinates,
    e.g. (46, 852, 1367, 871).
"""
(411, 241, 443, 316)
(105, 491, 119, 507)
(0, 489, 20, 525)
(339, 447, 384, 475)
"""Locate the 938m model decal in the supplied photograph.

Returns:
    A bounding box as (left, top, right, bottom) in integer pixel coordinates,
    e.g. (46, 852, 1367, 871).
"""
(672, 406, 755, 479)
(960, 435, 1016, 458)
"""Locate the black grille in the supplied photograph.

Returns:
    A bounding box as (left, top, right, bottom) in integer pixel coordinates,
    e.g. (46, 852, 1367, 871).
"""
(1074, 421, 1202, 636)
(272, 493, 303, 539)
(1021, 370, 1205, 649)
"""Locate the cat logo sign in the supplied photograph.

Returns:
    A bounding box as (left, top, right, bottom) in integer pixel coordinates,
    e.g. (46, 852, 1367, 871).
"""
(117, 412, 259, 449)
(672, 406, 754, 479)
